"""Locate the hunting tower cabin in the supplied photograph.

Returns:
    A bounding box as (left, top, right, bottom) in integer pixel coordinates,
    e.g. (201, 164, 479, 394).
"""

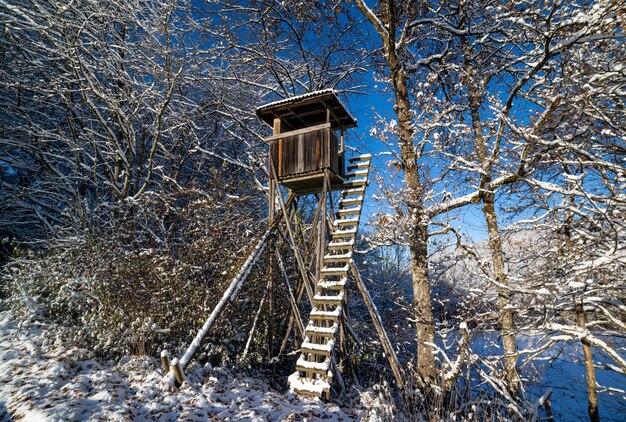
(256, 89, 358, 193)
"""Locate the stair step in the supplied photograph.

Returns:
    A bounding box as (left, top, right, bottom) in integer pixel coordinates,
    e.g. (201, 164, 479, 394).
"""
(305, 323, 339, 337)
(349, 154, 372, 162)
(338, 196, 363, 206)
(331, 228, 357, 239)
(288, 372, 331, 398)
(310, 307, 342, 320)
(313, 292, 345, 306)
(344, 169, 369, 179)
(320, 264, 349, 276)
(301, 339, 335, 356)
(337, 206, 361, 217)
(341, 186, 366, 197)
(296, 356, 330, 374)
(343, 177, 367, 187)
(318, 277, 347, 289)
(327, 240, 354, 250)
(347, 162, 369, 170)
(323, 252, 353, 263)
(334, 217, 359, 227)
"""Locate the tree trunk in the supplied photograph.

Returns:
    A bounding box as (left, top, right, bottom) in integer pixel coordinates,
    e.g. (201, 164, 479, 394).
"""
(564, 209, 600, 422)
(382, 2, 436, 384)
(482, 189, 520, 394)
(354, 0, 436, 384)
(575, 301, 600, 422)
(411, 229, 436, 384)
(463, 39, 520, 393)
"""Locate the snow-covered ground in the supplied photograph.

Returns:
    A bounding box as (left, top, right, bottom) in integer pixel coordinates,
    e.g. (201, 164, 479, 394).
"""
(2, 306, 624, 421)
(0, 310, 372, 421)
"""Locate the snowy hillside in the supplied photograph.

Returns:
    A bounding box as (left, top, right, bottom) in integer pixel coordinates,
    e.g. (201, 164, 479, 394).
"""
(430, 229, 551, 296)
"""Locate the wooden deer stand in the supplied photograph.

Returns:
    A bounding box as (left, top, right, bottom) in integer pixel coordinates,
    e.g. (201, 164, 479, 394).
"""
(162, 89, 404, 400)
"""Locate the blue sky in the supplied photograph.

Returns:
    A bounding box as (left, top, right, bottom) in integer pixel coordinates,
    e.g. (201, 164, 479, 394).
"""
(340, 77, 491, 243)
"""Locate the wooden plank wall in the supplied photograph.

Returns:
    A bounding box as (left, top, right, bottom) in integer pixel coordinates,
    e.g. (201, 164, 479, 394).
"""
(271, 128, 341, 180)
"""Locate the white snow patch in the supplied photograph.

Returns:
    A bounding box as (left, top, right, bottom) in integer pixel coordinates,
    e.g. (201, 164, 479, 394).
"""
(0, 308, 364, 421)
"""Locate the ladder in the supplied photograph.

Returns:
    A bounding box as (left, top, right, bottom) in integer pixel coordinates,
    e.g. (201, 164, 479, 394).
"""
(288, 154, 372, 399)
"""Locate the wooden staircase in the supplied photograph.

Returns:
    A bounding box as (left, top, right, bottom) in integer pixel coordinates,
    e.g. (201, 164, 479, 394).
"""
(288, 154, 371, 399)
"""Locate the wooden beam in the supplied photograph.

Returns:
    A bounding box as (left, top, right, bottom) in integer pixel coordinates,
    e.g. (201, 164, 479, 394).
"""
(349, 261, 405, 389)
(160, 350, 171, 373)
(278, 280, 307, 355)
(269, 160, 315, 305)
(171, 358, 185, 386)
(276, 247, 305, 337)
(321, 99, 345, 131)
(264, 122, 331, 142)
(241, 280, 270, 361)
(287, 106, 309, 128)
(306, 193, 325, 268)
(273, 117, 281, 135)
(316, 183, 327, 286)
(324, 170, 336, 222)
(267, 132, 279, 360)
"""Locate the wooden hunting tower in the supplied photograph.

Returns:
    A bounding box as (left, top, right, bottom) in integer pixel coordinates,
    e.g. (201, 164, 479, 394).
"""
(161, 90, 404, 401)
(256, 89, 357, 193)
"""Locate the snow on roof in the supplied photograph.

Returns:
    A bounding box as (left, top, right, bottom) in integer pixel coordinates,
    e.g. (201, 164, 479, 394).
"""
(256, 89, 357, 130)
(256, 88, 337, 111)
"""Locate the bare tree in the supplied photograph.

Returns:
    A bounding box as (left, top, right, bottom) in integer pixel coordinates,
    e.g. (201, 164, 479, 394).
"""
(355, 0, 623, 397)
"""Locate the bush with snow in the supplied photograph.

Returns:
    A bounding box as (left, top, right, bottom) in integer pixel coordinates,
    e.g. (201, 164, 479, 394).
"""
(3, 187, 262, 359)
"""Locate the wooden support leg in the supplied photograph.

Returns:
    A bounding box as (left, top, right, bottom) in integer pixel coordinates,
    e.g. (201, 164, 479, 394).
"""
(241, 282, 269, 361)
(279, 281, 307, 355)
(171, 358, 185, 386)
(279, 315, 294, 356)
(161, 350, 171, 373)
(267, 176, 276, 360)
(350, 261, 405, 389)
(269, 161, 315, 305)
(267, 241, 274, 359)
(276, 247, 305, 336)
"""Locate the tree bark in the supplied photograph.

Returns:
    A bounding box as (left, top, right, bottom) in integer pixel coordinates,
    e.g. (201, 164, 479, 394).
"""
(462, 37, 520, 393)
(565, 220, 600, 422)
(575, 300, 600, 422)
(354, 0, 436, 384)
(482, 189, 520, 394)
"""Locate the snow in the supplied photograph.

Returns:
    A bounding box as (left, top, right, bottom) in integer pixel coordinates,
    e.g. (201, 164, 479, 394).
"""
(288, 372, 331, 395)
(0, 310, 364, 421)
(256, 89, 335, 110)
(306, 323, 339, 335)
(348, 153, 371, 161)
(296, 356, 330, 372)
(313, 292, 346, 302)
(301, 340, 336, 353)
